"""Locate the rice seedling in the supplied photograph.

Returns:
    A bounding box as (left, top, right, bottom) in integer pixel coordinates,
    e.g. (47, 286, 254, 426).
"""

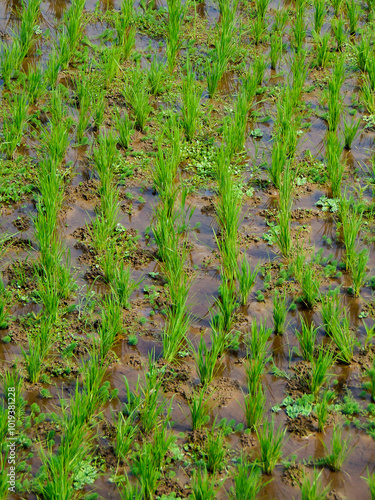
(111, 262, 142, 308)
(0, 296, 9, 330)
(73, 72, 93, 142)
(325, 132, 345, 199)
(18, 0, 41, 59)
(330, 310, 357, 364)
(251, 15, 267, 45)
(2, 92, 29, 159)
(147, 56, 167, 95)
(313, 32, 331, 68)
(166, 0, 188, 71)
(272, 290, 288, 335)
(355, 38, 371, 72)
(350, 249, 368, 296)
(363, 356, 375, 401)
(214, 277, 237, 334)
(237, 256, 259, 305)
(230, 458, 267, 499)
(93, 89, 106, 129)
(113, 410, 139, 460)
(346, 0, 360, 35)
(205, 424, 226, 473)
(343, 115, 361, 149)
(301, 266, 320, 309)
(291, 6, 306, 51)
(331, 17, 346, 52)
(339, 195, 363, 270)
(115, 108, 134, 149)
(361, 77, 375, 114)
(300, 469, 331, 499)
(271, 204, 292, 259)
(363, 470, 375, 499)
(320, 291, 341, 336)
(296, 316, 318, 361)
(272, 7, 289, 33)
(270, 32, 283, 70)
(162, 306, 191, 363)
(191, 467, 219, 499)
(310, 349, 335, 398)
(181, 59, 201, 141)
(131, 441, 161, 499)
(98, 295, 122, 358)
(124, 67, 152, 131)
(269, 141, 286, 189)
(0, 39, 22, 87)
(26, 63, 46, 104)
(247, 318, 272, 363)
(257, 417, 287, 475)
(331, 0, 344, 14)
(22, 334, 45, 383)
(194, 335, 222, 386)
(321, 424, 351, 471)
(188, 388, 211, 430)
(224, 90, 249, 158)
(115, 0, 135, 55)
(314, 0, 326, 33)
(243, 382, 266, 430)
(315, 390, 336, 432)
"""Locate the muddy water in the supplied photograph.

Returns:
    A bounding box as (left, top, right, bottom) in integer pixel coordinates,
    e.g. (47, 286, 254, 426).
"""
(1, 0, 375, 498)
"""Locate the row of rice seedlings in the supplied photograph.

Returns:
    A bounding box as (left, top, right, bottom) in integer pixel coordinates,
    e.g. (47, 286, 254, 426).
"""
(207, 0, 238, 97)
(0, 0, 41, 86)
(58, 0, 87, 69)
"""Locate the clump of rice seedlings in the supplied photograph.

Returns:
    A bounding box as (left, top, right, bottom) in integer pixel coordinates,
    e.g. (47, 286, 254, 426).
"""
(73, 71, 93, 142)
(223, 90, 249, 159)
(350, 249, 368, 296)
(132, 440, 161, 499)
(124, 66, 151, 131)
(113, 410, 139, 460)
(271, 175, 293, 258)
(2, 92, 29, 159)
(147, 56, 167, 95)
(18, 0, 41, 59)
(291, 49, 308, 106)
(0, 40, 22, 87)
(115, 0, 136, 58)
(330, 310, 357, 364)
(237, 256, 259, 305)
(213, 277, 237, 335)
(251, 8, 267, 45)
(315, 390, 336, 433)
(314, 0, 326, 33)
(93, 89, 106, 129)
(291, 5, 306, 51)
(188, 388, 211, 430)
(362, 470, 375, 499)
(310, 349, 335, 398)
(343, 115, 361, 149)
(247, 318, 272, 365)
(300, 469, 331, 500)
(272, 7, 289, 33)
(356, 38, 371, 72)
(25, 63, 46, 104)
(331, 17, 346, 52)
(296, 316, 318, 362)
(206, 1, 238, 97)
(301, 266, 320, 309)
(0, 296, 9, 330)
(313, 32, 331, 68)
(320, 291, 341, 336)
(327, 77, 344, 134)
(181, 59, 201, 141)
(363, 356, 375, 401)
(98, 295, 123, 358)
(115, 108, 134, 149)
(331, 0, 344, 14)
(272, 290, 288, 335)
(257, 417, 287, 475)
(339, 195, 363, 270)
(194, 335, 222, 386)
(102, 45, 122, 88)
(243, 382, 266, 430)
(269, 141, 287, 189)
(270, 32, 283, 70)
(230, 458, 267, 499)
(191, 467, 220, 499)
(166, 0, 188, 71)
(321, 424, 351, 471)
(205, 424, 226, 473)
(162, 304, 191, 363)
(325, 132, 345, 199)
(346, 0, 360, 34)
(111, 262, 142, 308)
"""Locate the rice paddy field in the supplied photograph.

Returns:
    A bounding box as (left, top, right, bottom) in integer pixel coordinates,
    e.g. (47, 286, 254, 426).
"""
(2, 0, 375, 498)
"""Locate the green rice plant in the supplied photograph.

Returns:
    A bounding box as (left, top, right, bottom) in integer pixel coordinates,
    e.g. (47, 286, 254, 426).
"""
(363, 470, 375, 499)
(270, 32, 283, 70)
(0, 39, 22, 86)
(98, 295, 122, 359)
(290, 49, 308, 107)
(251, 15, 267, 45)
(331, 17, 346, 52)
(230, 458, 266, 499)
(18, 0, 41, 59)
(36, 276, 60, 324)
(124, 67, 152, 131)
(214, 277, 237, 335)
(26, 63, 46, 104)
(115, 0, 135, 52)
(22, 334, 44, 383)
(346, 0, 360, 34)
(291, 6, 306, 51)
(245, 356, 268, 397)
(236, 256, 259, 305)
(327, 87, 343, 134)
(188, 388, 211, 430)
(331, 0, 344, 14)
(39, 121, 71, 167)
(243, 382, 266, 430)
(314, 0, 326, 33)
(256, 0, 269, 20)
(296, 316, 318, 362)
(272, 290, 288, 335)
(315, 390, 335, 433)
(1, 365, 25, 420)
(44, 46, 60, 88)
(73, 72, 93, 142)
(271, 204, 292, 258)
(166, 0, 189, 71)
(138, 355, 166, 433)
(350, 249, 368, 296)
(102, 45, 121, 88)
(355, 38, 371, 72)
(181, 59, 201, 141)
(93, 89, 106, 129)
(247, 318, 272, 364)
(363, 356, 375, 401)
(191, 467, 219, 499)
(343, 115, 361, 149)
(325, 132, 345, 199)
(194, 335, 222, 386)
(310, 349, 335, 398)
(147, 56, 167, 95)
(339, 195, 363, 270)
(320, 291, 341, 336)
(162, 307, 191, 363)
(118, 479, 143, 500)
(301, 266, 320, 309)
(272, 7, 289, 33)
(300, 469, 331, 499)
(2, 92, 29, 159)
(330, 310, 358, 363)
(111, 262, 142, 308)
(223, 90, 249, 158)
(361, 77, 375, 114)
(63, 0, 86, 64)
(151, 416, 176, 470)
(205, 423, 226, 473)
(115, 108, 134, 149)
(256, 417, 287, 475)
(269, 141, 286, 189)
(131, 440, 161, 500)
(367, 57, 375, 90)
(322, 424, 351, 471)
(89, 194, 120, 253)
(113, 410, 138, 460)
(313, 32, 330, 68)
